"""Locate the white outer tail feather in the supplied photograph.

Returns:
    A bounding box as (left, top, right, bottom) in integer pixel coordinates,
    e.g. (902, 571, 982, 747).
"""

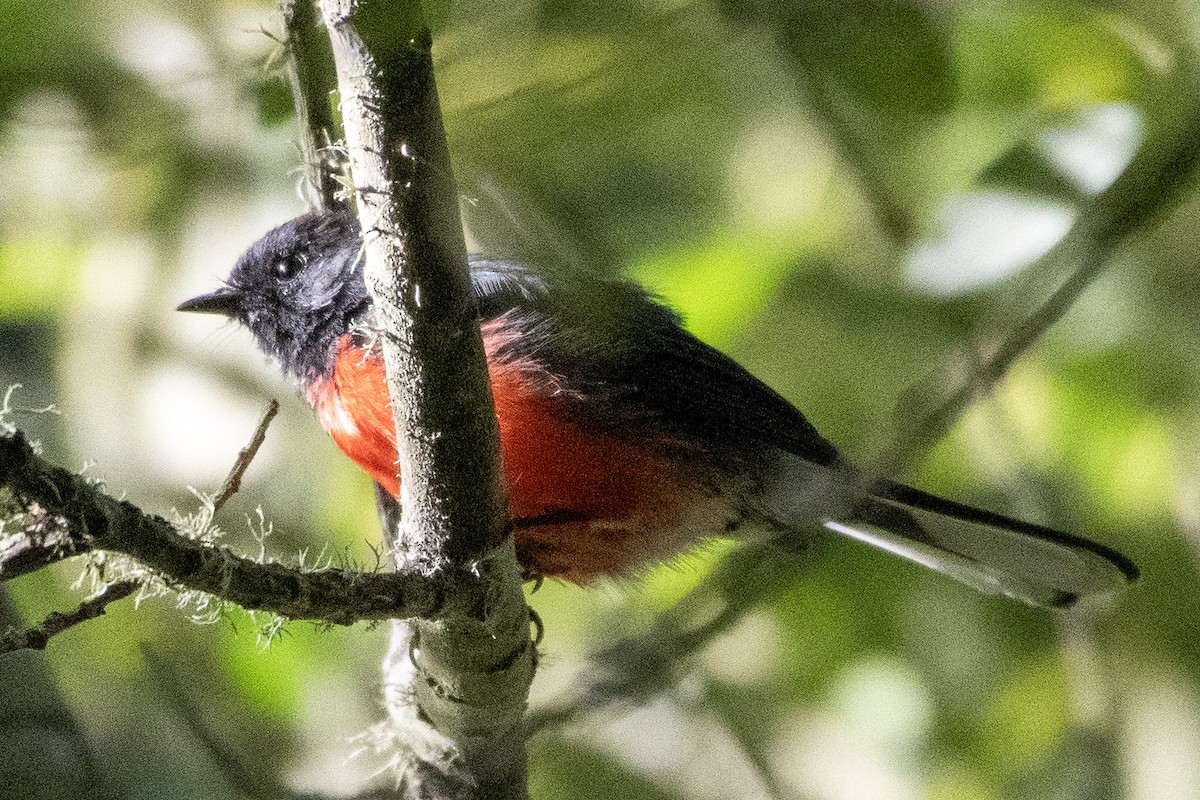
(763, 452, 1134, 608)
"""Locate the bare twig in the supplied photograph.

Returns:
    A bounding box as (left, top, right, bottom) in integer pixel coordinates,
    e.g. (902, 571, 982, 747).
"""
(212, 399, 279, 512)
(280, 0, 344, 212)
(879, 96, 1200, 477)
(0, 580, 138, 653)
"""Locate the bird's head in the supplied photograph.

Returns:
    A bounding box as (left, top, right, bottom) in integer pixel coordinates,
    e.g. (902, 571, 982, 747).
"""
(178, 211, 369, 383)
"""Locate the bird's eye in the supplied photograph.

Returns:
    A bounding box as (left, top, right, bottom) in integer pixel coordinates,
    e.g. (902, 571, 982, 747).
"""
(274, 255, 303, 281)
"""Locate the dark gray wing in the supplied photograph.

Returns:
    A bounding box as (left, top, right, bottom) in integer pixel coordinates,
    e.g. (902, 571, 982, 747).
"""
(468, 256, 840, 466)
(468, 257, 1137, 607)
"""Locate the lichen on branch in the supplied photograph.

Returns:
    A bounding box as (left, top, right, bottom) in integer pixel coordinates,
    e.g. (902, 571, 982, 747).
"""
(0, 427, 496, 629)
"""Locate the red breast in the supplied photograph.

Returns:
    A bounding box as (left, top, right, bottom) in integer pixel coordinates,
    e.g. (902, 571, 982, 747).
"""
(306, 317, 739, 583)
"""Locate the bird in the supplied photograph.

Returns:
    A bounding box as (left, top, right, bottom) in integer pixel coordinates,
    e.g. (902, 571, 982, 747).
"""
(178, 210, 1136, 608)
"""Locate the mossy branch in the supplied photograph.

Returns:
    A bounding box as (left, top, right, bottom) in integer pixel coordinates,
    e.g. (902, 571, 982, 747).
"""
(0, 427, 497, 631)
(280, 0, 343, 212)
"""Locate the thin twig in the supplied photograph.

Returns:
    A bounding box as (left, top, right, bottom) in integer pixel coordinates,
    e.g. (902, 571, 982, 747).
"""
(280, 0, 343, 212)
(878, 96, 1200, 477)
(525, 539, 812, 736)
(212, 399, 279, 512)
(0, 580, 138, 653)
(876, 243, 1105, 477)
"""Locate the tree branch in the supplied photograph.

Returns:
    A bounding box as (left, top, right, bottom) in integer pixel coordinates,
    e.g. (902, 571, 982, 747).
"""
(0, 428, 494, 627)
(321, 1, 509, 570)
(212, 399, 278, 512)
(0, 580, 138, 653)
(880, 94, 1200, 477)
(319, 1, 534, 797)
(281, 0, 344, 212)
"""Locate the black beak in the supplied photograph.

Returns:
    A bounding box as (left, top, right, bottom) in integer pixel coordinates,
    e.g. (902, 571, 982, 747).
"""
(177, 286, 244, 317)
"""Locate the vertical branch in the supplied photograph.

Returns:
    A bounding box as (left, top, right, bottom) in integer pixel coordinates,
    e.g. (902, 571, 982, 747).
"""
(281, 0, 343, 211)
(321, 0, 507, 570)
(318, 1, 533, 797)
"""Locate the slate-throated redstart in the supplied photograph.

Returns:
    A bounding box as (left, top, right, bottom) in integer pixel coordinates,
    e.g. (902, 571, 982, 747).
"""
(179, 211, 1136, 607)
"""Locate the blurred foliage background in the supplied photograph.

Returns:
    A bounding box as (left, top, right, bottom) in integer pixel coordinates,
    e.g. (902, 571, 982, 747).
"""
(2, 0, 1199, 798)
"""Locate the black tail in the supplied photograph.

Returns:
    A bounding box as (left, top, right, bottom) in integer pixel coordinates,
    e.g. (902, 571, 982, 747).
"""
(824, 478, 1136, 608)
